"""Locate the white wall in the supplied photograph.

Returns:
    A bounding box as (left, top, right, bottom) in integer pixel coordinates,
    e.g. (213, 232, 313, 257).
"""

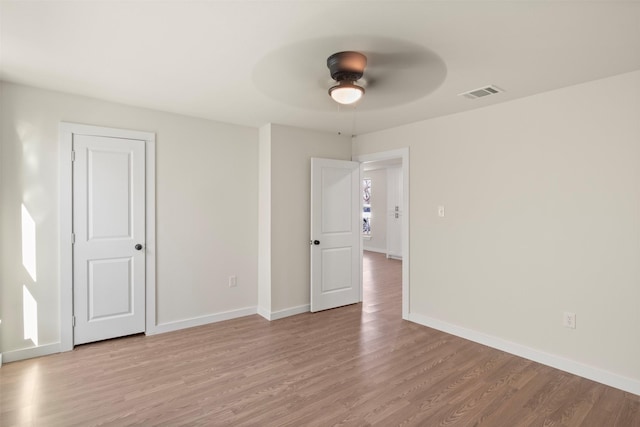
(363, 168, 387, 253)
(386, 166, 403, 258)
(257, 124, 272, 318)
(263, 124, 351, 316)
(3, 71, 639, 393)
(0, 82, 259, 356)
(353, 70, 640, 392)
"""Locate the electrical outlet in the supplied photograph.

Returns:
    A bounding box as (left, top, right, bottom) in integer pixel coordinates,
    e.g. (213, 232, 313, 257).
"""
(228, 276, 237, 288)
(563, 312, 576, 329)
(438, 205, 445, 217)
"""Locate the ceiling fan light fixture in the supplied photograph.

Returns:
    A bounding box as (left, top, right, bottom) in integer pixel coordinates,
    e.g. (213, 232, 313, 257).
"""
(329, 81, 365, 105)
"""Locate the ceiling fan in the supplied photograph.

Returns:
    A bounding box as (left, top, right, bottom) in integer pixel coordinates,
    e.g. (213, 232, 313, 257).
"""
(252, 37, 446, 112)
(326, 51, 367, 105)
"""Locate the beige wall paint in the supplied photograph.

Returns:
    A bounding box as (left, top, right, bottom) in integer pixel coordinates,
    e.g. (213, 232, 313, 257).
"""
(257, 124, 272, 317)
(353, 70, 640, 383)
(363, 168, 387, 253)
(268, 124, 351, 313)
(2, 70, 638, 392)
(0, 82, 259, 354)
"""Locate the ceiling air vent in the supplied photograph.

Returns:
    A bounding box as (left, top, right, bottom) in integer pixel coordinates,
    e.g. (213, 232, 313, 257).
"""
(459, 85, 504, 100)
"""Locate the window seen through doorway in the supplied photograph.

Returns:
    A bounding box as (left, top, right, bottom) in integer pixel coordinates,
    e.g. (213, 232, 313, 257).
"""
(363, 178, 371, 235)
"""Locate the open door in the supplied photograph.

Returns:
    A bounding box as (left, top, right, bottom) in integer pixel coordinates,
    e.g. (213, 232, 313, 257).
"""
(310, 158, 361, 312)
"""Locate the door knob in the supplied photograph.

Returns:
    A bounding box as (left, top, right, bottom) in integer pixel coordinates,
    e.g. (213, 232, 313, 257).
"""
(313, 240, 320, 245)
(135, 244, 143, 250)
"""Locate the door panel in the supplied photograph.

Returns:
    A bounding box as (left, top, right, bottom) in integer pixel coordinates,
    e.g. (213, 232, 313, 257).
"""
(88, 149, 133, 239)
(88, 258, 133, 319)
(73, 134, 145, 345)
(321, 247, 353, 292)
(311, 158, 361, 312)
(321, 167, 353, 233)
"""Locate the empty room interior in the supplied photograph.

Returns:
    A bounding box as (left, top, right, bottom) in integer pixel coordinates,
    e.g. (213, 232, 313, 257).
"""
(1, 1, 640, 425)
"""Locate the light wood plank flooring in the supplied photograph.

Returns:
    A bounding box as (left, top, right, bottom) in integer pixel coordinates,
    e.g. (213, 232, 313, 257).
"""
(1, 251, 639, 426)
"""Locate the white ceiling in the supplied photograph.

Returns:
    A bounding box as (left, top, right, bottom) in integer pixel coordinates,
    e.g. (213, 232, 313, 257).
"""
(2, 1, 640, 136)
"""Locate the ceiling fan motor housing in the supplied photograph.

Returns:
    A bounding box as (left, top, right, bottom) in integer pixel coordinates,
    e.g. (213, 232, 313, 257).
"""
(327, 51, 367, 82)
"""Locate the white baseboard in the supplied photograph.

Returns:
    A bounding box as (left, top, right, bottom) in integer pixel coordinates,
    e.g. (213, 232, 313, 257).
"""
(363, 246, 387, 254)
(2, 309, 258, 363)
(150, 306, 258, 335)
(258, 304, 310, 321)
(2, 342, 61, 364)
(257, 306, 271, 321)
(363, 248, 403, 260)
(270, 304, 310, 320)
(408, 312, 640, 396)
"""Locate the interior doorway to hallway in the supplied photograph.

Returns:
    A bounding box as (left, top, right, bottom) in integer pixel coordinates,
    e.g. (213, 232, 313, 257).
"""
(353, 148, 410, 319)
(362, 251, 403, 318)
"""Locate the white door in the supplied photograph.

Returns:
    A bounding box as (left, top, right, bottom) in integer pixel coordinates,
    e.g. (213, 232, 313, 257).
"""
(73, 134, 146, 344)
(387, 166, 403, 259)
(310, 158, 361, 312)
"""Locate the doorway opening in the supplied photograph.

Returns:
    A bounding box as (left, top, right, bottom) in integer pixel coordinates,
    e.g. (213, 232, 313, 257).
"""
(353, 148, 409, 319)
(362, 250, 403, 317)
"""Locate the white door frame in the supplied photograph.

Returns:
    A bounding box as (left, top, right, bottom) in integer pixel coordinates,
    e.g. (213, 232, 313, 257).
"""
(59, 122, 156, 351)
(353, 148, 410, 319)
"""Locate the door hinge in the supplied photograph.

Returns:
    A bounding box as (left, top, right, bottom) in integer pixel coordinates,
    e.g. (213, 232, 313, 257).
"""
(71, 150, 76, 162)
(72, 316, 76, 327)
(71, 233, 75, 244)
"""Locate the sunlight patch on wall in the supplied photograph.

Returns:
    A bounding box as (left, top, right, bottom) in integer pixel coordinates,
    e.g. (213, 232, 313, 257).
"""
(21, 204, 37, 282)
(23, 285, 39, 346)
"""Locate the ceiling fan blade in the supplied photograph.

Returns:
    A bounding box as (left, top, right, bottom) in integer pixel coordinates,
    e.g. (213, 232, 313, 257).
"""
(366, 51, 431, 69)
(253, 35, 447, 111)
(361, 74, 382, 88)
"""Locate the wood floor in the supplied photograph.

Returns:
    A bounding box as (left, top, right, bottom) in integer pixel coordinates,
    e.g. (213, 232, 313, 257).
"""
(2, 251, 639, 426)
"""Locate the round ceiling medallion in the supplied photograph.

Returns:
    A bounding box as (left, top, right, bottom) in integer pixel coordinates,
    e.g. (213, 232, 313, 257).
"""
(252, 36, 447, 111)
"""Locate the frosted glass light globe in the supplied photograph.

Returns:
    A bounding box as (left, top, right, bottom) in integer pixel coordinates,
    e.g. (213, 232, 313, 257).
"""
(329, 82, 364, 105)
